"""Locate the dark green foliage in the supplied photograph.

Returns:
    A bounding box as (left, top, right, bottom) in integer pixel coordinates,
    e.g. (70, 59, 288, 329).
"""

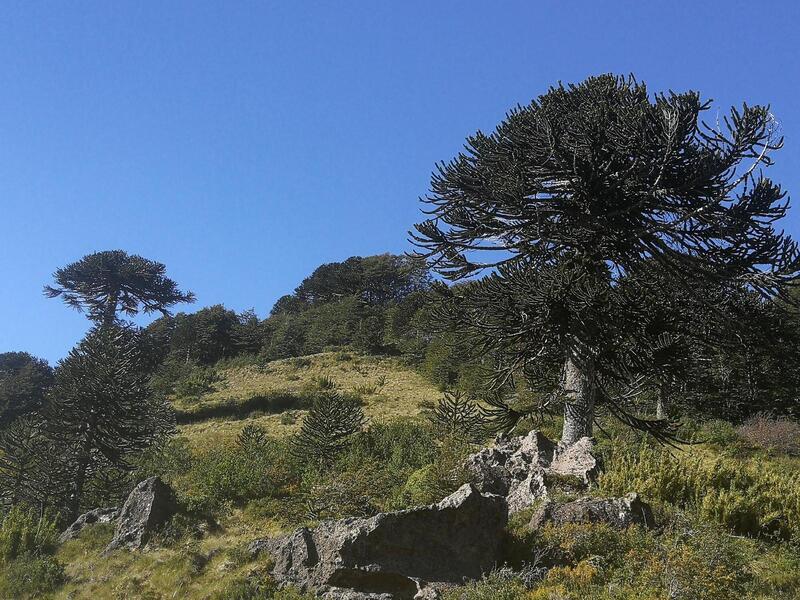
(173, 391, 316, 424)
(0, 352, 53, 428)
(236, 423, 270, 455)
(0, 415, 69, 512)
(287, 254, 430, 308)
(44, 249, 194, 326)
(44, 325, 175, 519)
(413, 74, 800, 442)
(429, 390, 486, 442)
(292, 390, 366, 466)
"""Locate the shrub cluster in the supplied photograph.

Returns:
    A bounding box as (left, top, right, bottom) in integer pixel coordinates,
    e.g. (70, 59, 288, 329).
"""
(598, 442, 800, 540)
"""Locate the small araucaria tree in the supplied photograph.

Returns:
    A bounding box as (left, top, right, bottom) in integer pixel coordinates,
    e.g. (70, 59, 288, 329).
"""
(44, 250, 195, 326)
(412, 74, 799, 445)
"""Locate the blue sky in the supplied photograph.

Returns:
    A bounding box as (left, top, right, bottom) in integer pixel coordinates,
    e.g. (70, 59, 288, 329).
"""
(1, 1, 799, 364)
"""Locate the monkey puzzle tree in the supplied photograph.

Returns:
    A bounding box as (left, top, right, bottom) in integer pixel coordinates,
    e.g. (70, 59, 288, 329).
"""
(44, 250, 195, 326)
(0, 352, 54, 428)
(412, 74, 799, 445)
(44, 325, 174, 520)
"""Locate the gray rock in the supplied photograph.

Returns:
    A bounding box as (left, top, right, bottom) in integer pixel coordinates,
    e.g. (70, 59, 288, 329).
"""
(250, 483, 507, 599)
(465, 430, 599, 513)
(530, 492, 655, 530)
(104, 476, 177, 553)
(58, 507, 119, 544)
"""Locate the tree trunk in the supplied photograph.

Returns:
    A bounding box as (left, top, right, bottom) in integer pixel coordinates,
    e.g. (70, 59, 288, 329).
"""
(561, 351, 596, 446)
(67, 434, 92, 522)
(102, 290, 119, 328)
(656, 380, 668, 420)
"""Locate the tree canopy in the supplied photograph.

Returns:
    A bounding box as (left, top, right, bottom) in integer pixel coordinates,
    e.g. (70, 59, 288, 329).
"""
(44, 250, 195, 326)
(0, 352, 53, 428)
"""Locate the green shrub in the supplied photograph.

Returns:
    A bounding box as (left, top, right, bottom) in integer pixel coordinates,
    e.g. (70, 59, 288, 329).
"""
(175, 366, 221, 397)
(0, 554, 65, 598)
(178, 437, 299, 516)
(397, 435, 472, 507)
(599, 442, 800, 540)
(132, 435, 194, 483)
(0, 504, 59, 562)
(443, 570, 527, 600)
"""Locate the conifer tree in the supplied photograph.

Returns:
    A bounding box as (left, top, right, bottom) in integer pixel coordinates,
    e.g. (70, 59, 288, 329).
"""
(413, 74, 799, 444)
(292, 390, 365, 466)
(44, 250, 195, 326)
(44, 325, 174, 520)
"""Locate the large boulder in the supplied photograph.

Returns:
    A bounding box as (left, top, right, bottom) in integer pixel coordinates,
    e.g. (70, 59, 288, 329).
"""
(58, 507, 119, 544)
(530, 492, 655, 530)
(465, 430, 600, 514)
(104, 476, 177, 553)
(249, 483, 507, 599)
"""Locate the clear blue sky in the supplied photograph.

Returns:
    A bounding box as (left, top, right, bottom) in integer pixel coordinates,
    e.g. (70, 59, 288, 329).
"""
(2, 1, 799, 364)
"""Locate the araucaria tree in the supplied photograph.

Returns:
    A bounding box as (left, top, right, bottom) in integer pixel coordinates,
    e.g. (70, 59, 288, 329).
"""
(292, 389, 366, 466)
(412, 74, 799, 445)
(44, 250, 195, 326)
(45, 325, 174, 519)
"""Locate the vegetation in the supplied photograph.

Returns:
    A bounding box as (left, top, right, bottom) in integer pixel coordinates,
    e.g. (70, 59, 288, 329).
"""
(412, 74, 799, 444)
(44, 250, 195, 326)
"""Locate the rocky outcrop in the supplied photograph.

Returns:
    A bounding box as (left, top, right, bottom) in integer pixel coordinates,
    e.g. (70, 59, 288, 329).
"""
(465, 430, 600, 513)
(104, 476, 177, 554)
(249, 483, 507, 599)
(58, 507, 119, 544)
(530, 492, 654, 530)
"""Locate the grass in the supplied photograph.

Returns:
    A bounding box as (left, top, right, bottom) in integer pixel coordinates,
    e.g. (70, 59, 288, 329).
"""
(176, 352, 439, 448)
(54, 510, 282, 600)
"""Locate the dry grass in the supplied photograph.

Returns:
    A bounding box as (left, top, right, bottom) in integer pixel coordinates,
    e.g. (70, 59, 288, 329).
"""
(177, 352, 439, 448)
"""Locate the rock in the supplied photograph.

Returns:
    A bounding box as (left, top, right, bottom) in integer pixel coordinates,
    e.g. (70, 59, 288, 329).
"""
(530, 492, 655, 530)
(104, 476, 177, 553)
(548, 437, 600, 485)
(249, 483, 507, 599)
(58, 507, 119, 544)
(465, 430, 599, 513)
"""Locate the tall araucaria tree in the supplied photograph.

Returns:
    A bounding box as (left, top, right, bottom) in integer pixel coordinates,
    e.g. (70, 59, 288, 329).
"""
(44, 325, 174, 520)
(412, 74, 800, 445)
(44, 250, 195, 326)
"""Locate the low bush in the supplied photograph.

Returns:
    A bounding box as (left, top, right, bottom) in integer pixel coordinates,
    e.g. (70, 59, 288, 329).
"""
(174, 391, 317, 424)
(0, 504, 59, 562)
(737, 413, 800, 456)
(174, 365, 222, 398)
(599, 442, 800, 540)
(177, 436, 299, 517)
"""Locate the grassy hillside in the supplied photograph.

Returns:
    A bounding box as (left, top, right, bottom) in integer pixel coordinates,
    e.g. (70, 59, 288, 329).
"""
(5, 351, 799, 599)
(174, 352, 439, 447)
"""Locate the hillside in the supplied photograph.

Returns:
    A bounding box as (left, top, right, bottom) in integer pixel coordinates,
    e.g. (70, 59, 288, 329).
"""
(22, 351, 795, 600)
(173, 352, 439, 447)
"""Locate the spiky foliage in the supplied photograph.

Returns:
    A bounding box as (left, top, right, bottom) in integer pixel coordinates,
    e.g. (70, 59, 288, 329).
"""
(0, 415, 71, 514)
(44, 250, 195, 326)
(413, 74, 799, 444)
(292, 390, 366, 466)
(236, 423, 270, 455)
(0, 353, 53, 428)
(429, 390, 486, 442)
(43, 325, 174, 519)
